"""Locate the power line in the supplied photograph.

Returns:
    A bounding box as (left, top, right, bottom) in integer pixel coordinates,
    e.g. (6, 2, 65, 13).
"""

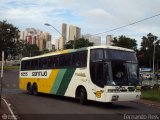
(93, 13, 160, 36)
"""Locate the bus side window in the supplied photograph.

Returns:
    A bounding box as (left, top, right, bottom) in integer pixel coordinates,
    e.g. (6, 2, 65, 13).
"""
(48, 56, 55, 69)
(79, 51, 87, 67)
(32, 59, 38, 70)
(64, 54, 71, 66)
(59, 55, 66, 67)
(48, 57, 52, 68)
(39, 59, 43, 69)
(54, 56, 59, 67)
(42, 58, 48, 69)
(27, 61, 31, 70)
(72, 53, 79, 67)
(90, 49, 104, 61)
(21, 61, 25, 70)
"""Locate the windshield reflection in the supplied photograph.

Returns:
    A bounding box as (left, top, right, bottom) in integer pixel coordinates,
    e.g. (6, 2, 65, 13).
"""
(110, 61, 139, 86)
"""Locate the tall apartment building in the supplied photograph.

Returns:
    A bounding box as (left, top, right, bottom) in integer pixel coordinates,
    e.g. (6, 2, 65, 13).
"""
(68, 25, 81, 41)
(19, 28, 52, 51)
(82, 34, 101, 46)
(44, 32, 52, 51)
(25, 28, 40, 44)
(55, 37, 64, 50)
(37, 32, 45, 51)
(55, 23, 81, 50)
(106, 35, 113, 46)
(62, 23, 67, 43)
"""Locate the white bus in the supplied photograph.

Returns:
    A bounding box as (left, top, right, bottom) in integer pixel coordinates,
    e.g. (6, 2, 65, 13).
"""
(19, 46, 141, 104)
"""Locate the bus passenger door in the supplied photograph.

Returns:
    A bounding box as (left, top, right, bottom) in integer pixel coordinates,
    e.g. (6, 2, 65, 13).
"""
(94, 62, 106, 102)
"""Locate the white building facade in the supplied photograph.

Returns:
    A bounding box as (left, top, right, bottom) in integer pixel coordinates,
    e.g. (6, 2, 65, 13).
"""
(82, 34, 101, 46)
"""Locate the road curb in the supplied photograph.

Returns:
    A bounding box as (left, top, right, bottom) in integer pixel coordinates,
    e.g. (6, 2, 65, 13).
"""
(0, 99, 10, 114)
(1, 98, 17, 120)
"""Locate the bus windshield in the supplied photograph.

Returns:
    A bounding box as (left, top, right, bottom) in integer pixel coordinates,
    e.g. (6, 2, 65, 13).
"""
(90, 48, 139, 87)
(105, 49, 139, 86)
(110, 61, 139, 86)
(105, 49, 137, 61)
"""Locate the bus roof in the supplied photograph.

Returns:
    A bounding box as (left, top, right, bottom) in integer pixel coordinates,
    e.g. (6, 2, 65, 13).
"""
(21, 45, 134, 61)
(89, 45, 134, 52)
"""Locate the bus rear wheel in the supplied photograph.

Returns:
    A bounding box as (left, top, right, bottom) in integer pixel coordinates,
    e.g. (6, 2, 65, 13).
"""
(79, 88, 87, 105)
(27, 83, 32, 95)
(32, 84, 38, 96)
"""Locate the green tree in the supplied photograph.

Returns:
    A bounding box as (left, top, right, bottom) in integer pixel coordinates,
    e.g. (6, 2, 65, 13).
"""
(0, 20, 19, 60)
(112, 35, 137, 51)
(23, 44, 40, 57)
(11, 39, 26, 57)
(137, 33, 160, 68)
(65, 38, 93, 49)
(41, 48, 49, 54)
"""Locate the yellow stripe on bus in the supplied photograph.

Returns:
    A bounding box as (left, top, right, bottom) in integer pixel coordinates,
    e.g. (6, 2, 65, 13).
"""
(19, 69, 59, 94)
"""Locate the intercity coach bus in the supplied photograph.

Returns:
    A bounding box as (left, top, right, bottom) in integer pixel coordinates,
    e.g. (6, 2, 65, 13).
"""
(19, 46, 141, 104)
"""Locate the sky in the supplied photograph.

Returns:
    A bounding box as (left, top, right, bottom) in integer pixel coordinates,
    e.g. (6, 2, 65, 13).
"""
(0, 0, 160, 47)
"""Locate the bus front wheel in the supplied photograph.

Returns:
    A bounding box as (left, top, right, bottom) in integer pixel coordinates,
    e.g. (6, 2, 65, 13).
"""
(79, 88, 87, 105)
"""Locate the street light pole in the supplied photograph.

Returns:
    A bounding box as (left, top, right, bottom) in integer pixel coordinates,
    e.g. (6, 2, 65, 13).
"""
(153, 39, 156, 80)
(44, 23, 63, 36)
(0, 51, 4, 107)
(152, 37, 160, 81)
(44, 23, 65, 50)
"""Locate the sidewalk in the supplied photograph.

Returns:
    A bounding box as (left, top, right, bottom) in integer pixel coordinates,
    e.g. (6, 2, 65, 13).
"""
(134, 99, 160, 108)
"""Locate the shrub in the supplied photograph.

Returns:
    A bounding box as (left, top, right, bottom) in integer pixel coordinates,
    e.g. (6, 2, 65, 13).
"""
(153, 84, 160, 90)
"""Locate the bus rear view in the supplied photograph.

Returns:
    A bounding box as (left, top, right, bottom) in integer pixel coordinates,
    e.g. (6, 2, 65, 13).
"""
(90, 47, 141, 102)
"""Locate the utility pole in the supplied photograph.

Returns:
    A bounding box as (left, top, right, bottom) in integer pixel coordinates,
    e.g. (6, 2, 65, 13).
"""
(153, 38, 156, 81)
(0, 51, 4, 107)
(44, 23, 65, 50)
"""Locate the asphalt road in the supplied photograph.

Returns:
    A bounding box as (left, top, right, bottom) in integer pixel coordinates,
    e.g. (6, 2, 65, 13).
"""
(2, 70, 160, 120)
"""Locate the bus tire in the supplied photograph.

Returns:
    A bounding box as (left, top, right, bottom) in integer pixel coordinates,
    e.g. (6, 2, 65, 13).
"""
(27, 83, 32, 95)
(32, 83, 38, 96)
(79, 88, 87, 105)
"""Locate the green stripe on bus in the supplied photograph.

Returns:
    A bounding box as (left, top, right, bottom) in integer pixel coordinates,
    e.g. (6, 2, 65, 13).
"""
(50, 69, 67, 94)
(56, 68, 76, 96)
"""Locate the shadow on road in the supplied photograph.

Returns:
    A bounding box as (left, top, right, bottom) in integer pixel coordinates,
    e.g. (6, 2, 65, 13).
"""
(21, 91, 135, 110)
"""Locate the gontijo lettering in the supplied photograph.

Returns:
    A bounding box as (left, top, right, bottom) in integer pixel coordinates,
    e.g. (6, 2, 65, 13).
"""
(32, 71, 47, 76)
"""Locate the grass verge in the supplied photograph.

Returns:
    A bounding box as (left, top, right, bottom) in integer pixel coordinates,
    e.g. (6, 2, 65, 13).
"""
(141, 89, 160, 102)
(3, 66, 20, 70)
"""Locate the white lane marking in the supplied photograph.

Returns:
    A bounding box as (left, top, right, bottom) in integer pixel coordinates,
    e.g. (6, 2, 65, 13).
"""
(2, 98, 17, 120)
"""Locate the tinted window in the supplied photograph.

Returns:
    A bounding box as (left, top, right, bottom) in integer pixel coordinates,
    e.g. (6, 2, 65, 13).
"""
(21, 50, 88, 71)
(105, 49, 137, 61)
(64, 54, 71, 66)
(72, 51, 87, 67)
(90, 49, 104, 61)
(72, 53, 79, 66)
(48, 57, 55, 68)
(21, 61, 25, 70)
(79, 51, 87, 67)
(39, 58, 43, 68)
